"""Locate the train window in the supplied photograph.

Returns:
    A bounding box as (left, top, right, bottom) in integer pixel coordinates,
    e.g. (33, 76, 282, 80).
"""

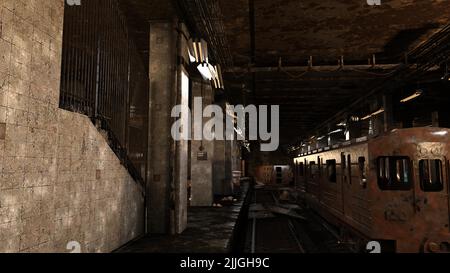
(359, 157, 367, 188)
(377, 157, 411, 190)
(348, 155, 352, 184)
(299, 163, 304, 176)
(419, 160, 444, 192)
(326, 160, 337, 183)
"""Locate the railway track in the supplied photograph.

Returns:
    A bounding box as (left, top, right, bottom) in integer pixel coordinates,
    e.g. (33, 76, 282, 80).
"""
(245, 187, 355, 253)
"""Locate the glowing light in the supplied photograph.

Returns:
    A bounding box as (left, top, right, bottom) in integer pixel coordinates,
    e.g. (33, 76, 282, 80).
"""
(432, 131, 448, 136)
(197, 63, 215, 80)
(400, 90, 423, 103)
(328, 129, 343, 135)
(361, 108, 385, 121)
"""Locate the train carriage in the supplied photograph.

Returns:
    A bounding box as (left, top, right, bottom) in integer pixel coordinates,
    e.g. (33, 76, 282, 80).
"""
(294, 127, 450, 253)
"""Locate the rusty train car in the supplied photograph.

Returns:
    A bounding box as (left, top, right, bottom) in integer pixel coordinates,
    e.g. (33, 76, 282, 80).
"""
(293, 127, 450, 253)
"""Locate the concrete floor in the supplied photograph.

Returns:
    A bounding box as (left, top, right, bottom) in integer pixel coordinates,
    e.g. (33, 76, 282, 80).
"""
(116, 184, 250, 253)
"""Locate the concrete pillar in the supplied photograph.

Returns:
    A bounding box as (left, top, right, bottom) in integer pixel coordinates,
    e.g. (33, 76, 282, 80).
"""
(431, 111, 439, 127)
(147, 21, 188, 234)
(212, 101, 234, 197)
(147, 21, 175, 234)
(231, 139, 242, 193)
(190, 80, 214, 206)
(224, 139, 233, 195)
(213, 139, 226, 196)
(369, 98, 383, 136)
(383, 94, 394, 132)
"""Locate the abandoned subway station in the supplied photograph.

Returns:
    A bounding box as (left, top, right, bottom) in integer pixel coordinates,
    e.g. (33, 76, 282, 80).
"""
(1, 0, 450, 255)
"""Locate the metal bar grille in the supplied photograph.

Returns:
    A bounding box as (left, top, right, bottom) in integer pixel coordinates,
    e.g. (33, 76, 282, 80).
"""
(60, 0, 148, 188)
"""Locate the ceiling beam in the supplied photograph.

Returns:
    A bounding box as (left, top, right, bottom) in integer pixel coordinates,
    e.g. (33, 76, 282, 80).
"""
(225, 64, 405, 73)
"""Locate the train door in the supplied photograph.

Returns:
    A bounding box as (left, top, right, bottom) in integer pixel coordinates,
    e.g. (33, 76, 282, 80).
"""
(304, 159, 309, 193)
(413, 156, 449, 234)
(317, 156, 323, 203)
(293, 162, 298, 187)
(298, 161, 306, 191)
(346, 155, 371, 231)
(341, 153, 352, 218)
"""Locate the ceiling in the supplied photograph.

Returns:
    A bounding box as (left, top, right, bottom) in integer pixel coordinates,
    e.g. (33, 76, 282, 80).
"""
(218, 0, 450, 144)
(117, 0, 450, 146)
(220, 0, 450, 65)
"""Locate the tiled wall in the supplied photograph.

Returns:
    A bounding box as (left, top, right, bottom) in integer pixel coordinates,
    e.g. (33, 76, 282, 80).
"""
(0, 0, 144, 253)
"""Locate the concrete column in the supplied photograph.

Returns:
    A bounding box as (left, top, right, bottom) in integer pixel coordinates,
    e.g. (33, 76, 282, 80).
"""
(369, 98, 383, 136)
(431, 111, 439, 127)
(231, 139, 242, 193)
(224, 139, 233, 195)
(383, 94, 394, 132)
(190, 81, 214, 206)
(212, 101, 234, 196)
(231, 139, 241, 175)
(147, 21, 175, 234)
(173, 23, 191, 234)
(147, 21, 189, 235)
(213, 139, 226, 196)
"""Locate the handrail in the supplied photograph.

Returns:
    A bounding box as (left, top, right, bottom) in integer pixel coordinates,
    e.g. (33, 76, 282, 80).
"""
(93, 115, 146, 193)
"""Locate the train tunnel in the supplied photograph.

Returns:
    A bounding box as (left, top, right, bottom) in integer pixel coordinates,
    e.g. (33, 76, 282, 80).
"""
(1, 0, 450, 261)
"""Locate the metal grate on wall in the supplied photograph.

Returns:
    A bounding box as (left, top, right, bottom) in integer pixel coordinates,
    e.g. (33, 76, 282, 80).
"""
(60, 0, 149, 187)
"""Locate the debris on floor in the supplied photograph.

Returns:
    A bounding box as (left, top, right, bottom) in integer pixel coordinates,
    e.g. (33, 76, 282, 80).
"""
(248, 203, 275, 219)
(255, 181, 266, 189)
(266, 205, 307, 221)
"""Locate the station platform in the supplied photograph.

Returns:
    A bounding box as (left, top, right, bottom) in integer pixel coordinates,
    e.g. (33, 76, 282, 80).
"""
(116, 183, 251, 253)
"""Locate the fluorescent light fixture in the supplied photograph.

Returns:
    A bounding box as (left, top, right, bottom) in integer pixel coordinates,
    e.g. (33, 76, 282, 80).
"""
(197, 63, 215, 80)
(188, 39, 209, 64)
(400, 90, 423, 103)
(432, 131, 448, 136)
(209, 65, 224, 89)
(188, 38, 225, 89)
(441, 64, 450, 81)
(215, 65, 224, 89)
(234, 127, 245, 139)
(188, 50, 196, 63)
(336, 120, 347, 127)
(361, 108, 385, 121)
(317, 135, 326, 140)
(328, 129, 343, 135)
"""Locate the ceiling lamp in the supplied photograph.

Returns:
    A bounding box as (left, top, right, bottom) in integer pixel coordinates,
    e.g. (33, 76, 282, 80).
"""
(336, 120, 347, 127)
(328, 129, 343, 135)
(188, 39, 208, 64)
(212, 65, 224, 89)
(441, 63, 450, 81)
(361, 108, 385, 121)
(188, 38, 225, 89)
(197, 63, 216, 81)
(400, 89, 423, 103)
